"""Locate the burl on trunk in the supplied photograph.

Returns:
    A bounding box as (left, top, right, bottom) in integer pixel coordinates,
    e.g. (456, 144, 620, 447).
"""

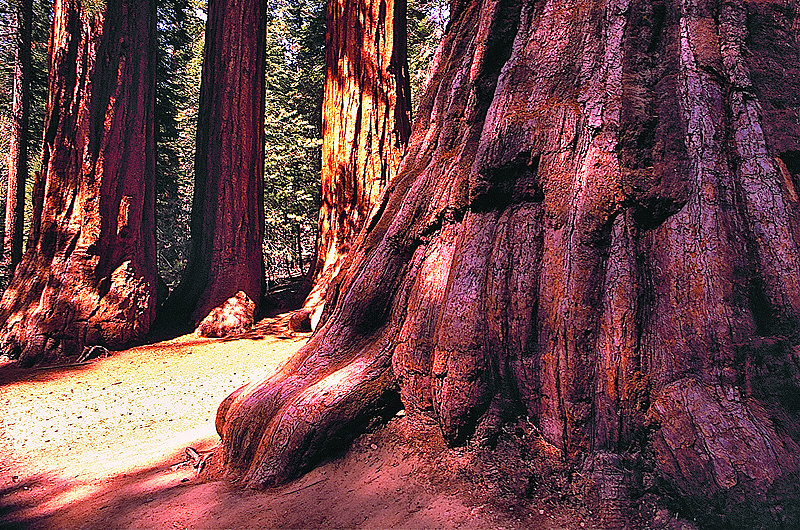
(0, 0, 157, 365)
(218, 0, 800, 526)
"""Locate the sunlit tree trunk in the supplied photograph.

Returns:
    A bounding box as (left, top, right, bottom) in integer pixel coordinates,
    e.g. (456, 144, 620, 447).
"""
(163, 0, 267, 329)
(234, 0, 800, 525)
(3, 0, 33, 275)
(0, 0, 157, 366)
(302, 0, 412, 328)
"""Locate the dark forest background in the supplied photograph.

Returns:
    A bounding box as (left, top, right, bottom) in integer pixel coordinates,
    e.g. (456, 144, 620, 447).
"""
(0, 0, 446, 292)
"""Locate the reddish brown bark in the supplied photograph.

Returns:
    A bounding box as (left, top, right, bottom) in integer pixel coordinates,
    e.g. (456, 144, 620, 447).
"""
(303, 0, 411, 326)
(218, 0, 800, 526)
(162, 0, 267, 330)
(3, 0, 33, 274)
(0, 0, 157, 366)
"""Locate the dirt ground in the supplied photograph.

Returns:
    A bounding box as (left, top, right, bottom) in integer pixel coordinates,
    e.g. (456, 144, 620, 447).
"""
(0, 313, 604, 529)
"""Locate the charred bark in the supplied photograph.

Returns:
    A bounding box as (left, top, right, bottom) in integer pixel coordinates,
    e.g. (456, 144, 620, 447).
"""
(3, 0, 33, 275)
(161, 0, 267, 330)
(0, 0, 157, 366)
(218, 0, 800, 526)
(303, 0, 412, 327)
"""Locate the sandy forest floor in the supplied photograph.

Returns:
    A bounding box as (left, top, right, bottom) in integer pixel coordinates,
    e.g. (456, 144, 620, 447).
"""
(0, 313, 606, 529)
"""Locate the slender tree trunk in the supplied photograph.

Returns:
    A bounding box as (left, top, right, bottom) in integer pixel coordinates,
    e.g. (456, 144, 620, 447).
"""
(302, 0, 411, 326)
(28, 169, 43, 248)
(217, 0, 800, 525)
(295, 224, 303, 277)
(162, 0, 267, 329)
(4, 0, 33, 275)
(0, 0, 157, 366)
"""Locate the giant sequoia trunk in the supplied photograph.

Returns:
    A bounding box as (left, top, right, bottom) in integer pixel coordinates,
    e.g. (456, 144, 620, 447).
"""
(303, 0, 412, 324)
(162, 0, 266, 327)
(3, 0, 33, 275)
(0, 0, 157, 365)
(218, 0, 800, 525)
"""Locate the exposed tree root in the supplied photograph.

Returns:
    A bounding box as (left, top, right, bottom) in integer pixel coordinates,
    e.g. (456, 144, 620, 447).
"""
(216, 332, 399, 487)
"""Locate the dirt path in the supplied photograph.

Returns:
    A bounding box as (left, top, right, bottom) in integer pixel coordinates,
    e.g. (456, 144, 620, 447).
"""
(0, 314, 597, 529)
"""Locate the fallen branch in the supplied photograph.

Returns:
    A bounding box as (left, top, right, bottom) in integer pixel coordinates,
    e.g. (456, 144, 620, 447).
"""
(34, 362, 91, 371)
(171, 447, 214, 475)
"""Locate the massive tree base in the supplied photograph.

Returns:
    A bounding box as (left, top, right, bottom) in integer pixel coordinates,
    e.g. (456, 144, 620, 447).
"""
(218, 0, 800, 526)
(1, 257, 154, 366)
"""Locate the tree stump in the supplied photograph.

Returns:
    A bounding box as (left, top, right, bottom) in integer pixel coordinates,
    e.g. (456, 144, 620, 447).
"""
(195, 291, 256, 338)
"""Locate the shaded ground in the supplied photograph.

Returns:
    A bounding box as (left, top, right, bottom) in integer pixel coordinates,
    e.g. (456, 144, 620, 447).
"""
(0, 313, 614, 529)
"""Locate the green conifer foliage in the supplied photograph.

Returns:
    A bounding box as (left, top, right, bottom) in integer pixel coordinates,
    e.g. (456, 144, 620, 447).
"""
(154, 0, 204, 289)
(262, 0, 324, 284)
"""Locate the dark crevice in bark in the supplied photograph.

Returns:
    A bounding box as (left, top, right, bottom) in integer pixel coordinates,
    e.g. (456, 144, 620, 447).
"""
(781, 150, 800, 190)
(621, 0, 690, 232)
(414, 206, 467, 244)
(646, 1, 667, 53)
(748, 277, 776, 337)
(468, 0, 521, 112)
(472, 153, 542, 212)
(88, 15, 119, 163)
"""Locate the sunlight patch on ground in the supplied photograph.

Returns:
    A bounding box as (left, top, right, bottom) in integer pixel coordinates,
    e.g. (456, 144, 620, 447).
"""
(0, 322, 307, 483)
(37, 482, 104, 518)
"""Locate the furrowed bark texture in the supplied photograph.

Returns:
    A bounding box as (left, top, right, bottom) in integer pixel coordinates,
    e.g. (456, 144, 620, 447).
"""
(163, 0, 266, 327)
(303, 0, 412, 324)
(218, 0, 800, 525)
(3, 0, 33, 274)
(0, 0, 157, 365)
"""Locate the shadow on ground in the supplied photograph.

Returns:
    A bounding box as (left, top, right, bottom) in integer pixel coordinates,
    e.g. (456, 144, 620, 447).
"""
(0, 359, 100, 388)
(0, 417, 573, 530)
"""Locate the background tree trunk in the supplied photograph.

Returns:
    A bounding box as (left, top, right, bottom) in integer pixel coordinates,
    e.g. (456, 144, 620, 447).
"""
(0, 0, 158, 366)
(162, 0, 267, 328)
(3, 0, 33, 275)
(231, 0, 797, 525)
(302, 0, 412, 327)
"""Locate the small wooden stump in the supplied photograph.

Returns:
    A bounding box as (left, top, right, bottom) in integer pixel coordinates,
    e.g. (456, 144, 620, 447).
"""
(288, 309, 313, 332)
(195, 291, 255, 338)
